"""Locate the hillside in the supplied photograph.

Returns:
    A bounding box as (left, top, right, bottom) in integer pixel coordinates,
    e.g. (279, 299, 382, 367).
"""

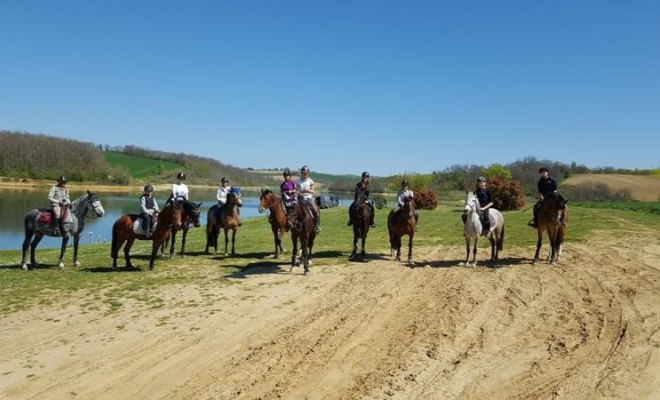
(103, 152, 183, 179)
(563, 174, 660, 201)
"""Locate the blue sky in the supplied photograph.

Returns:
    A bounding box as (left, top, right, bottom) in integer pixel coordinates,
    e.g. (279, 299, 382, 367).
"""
(1, 1, 659, 176)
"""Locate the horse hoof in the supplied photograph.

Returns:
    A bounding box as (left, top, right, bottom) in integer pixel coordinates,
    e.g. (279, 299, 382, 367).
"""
(74, 261, 81, 267)
(58, 262, 65, 269)
(21, 263, 28, 270)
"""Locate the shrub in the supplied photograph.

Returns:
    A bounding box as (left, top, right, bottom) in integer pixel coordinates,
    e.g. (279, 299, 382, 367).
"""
(413, 189, 438, 210)
(371, 194, 388, 210)
(488, 177, 525, 211)
(563, 181, 632, 201)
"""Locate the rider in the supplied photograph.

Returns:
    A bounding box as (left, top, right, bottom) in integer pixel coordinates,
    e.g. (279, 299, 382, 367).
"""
(171, 172, 189, 202)
(216, 177, 231, 214)
(280, 168, 297, 214)
(139, 184, 160, 238)
(396, 180, 419, 226)
(475, 176, 494, 236)
(48, 176, 71, 236)
(529, 167, 568, 228)
(297, 165, 321, 233)
(347, 171, 376, 228)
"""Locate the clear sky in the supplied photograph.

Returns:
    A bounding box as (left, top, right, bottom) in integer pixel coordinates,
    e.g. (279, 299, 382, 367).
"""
(1, 0, 659, 176)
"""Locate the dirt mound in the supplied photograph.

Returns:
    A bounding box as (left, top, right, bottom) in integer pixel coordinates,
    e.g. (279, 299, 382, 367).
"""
(564, 174, 660, 201)
(2, 228, 660, 399)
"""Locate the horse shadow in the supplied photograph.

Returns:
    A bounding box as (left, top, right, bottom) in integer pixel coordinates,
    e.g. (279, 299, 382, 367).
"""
(348, 253, 392, 263)
(418, 256, 531, 269)
(1, 263, 59, 270)
(209, 251, 274, 261)
(222, 260, 289, 279)
(84, 265, 143, 273)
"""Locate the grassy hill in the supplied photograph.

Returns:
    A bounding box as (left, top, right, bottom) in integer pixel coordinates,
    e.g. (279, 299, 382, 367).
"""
(103, 152, 183, 180)
(563, 174, 660, 201)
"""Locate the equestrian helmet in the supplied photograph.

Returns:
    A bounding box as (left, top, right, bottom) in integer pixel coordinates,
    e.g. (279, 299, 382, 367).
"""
(477, 176, 487, 183)
(177, 172, 186, 180)
(539, 167, 549, 173)
(362, 171, 370, 178)
(144, 184, 154, 192)
(221, 177, 229, 183)
(401, 179, 410, 187)
(300, 165, 310, 173)
(283, 168, 291, 177)
(57, 176, 68, 183)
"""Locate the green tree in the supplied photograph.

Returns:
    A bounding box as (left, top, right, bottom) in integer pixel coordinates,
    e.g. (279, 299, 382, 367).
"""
(481, 164, 513, 182)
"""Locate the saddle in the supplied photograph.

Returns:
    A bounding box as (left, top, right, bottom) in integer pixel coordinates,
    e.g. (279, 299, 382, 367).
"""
(38, 207, 70, 225)
(132, 216, 158, 235)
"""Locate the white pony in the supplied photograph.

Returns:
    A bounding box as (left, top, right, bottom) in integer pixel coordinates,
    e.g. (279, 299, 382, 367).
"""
(461, 191, 505, 266)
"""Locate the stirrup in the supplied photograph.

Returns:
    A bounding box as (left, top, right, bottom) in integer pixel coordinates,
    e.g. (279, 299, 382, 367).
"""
(370, 223, 376, 228)
(315, 225, 321, 233)
(146, 231, 153, 238)
(527, 221, 536, 228)
(53, 228, 61, 236)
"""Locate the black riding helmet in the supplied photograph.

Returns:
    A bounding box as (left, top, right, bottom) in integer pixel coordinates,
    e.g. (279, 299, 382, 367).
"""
(300, 165, 310, 174)
(477, 176, 487, 183)
(57, 176, 68, 184)
(401, 180, 409, 187)
(362, 171, 370, 178)
(176, 172, 186, 180)
(221, 177, 229, 183)
(144, 184, 154, 192)
(283, 168, 291, 177)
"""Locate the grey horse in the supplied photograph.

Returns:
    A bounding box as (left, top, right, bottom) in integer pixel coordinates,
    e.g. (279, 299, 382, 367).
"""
(21, 191, 105, 270)
(461, 191, 505, 266)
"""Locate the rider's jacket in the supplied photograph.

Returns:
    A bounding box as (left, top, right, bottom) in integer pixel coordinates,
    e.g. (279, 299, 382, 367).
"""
(537, 176, 558, 197)
(48, 185, 70, 206)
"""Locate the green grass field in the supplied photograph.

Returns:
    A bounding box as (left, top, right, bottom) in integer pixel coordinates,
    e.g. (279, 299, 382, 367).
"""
(104, 152, 183, 179)
(2, 204, 659, 316)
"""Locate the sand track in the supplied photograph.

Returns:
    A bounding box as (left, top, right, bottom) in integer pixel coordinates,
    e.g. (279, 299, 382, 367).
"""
(2, 227, 660, 399)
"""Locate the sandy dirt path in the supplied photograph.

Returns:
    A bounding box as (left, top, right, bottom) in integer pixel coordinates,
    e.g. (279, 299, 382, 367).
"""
(2, 225, 660, 399)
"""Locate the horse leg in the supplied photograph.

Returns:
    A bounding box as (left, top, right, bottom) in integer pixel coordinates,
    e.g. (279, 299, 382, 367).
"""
(231, 229, 237, 256)
(350, 227, 358, 259)
(150, 239, 161, 270)
(463, 236, 470, 266)
(395, 236, 402, 262)
(489, 235, 496, 262)
(180, 228, 188, 257)
(273, 228, 280, 258)
(73, 234, 81, 267)
(22, 230, 35, 270)
(168, 230, 176, 258)
(290, 236, 298, 272)
(302, 244, 309, 275)
(407, 234, 414, 266)
(471, 237, 478, 266)
(124, 237, 136, 269)
(224, 229, 229, 256)
(29, 232, 45, 268)
(360, 232, 366, 260)
(533, 229, 543, 263)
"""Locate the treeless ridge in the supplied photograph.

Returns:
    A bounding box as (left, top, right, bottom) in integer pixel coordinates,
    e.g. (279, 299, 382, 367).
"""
(564, 174, 660, 201)
(2, 224, 660, 399)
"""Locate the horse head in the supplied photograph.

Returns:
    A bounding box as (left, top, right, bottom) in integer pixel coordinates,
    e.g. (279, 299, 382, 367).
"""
(182, 200, 202, 228)
(258, 189, 274, 213)
(463, 191, 479, 214)
(77, 190, 104, 219)
(403, 196, 416, 218)
(170, 200, 185, 230)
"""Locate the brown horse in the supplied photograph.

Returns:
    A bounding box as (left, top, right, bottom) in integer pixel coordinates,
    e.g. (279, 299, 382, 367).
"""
(258, 189, 288, 258)
(205, 192, 241, 255)
(533, 195, 567, 264)
(387, 196, 416, 266)
(111, 201, 183, 270)
(290, 195, 317, 274)
(349, 191, 372, 261)
(162, 199, 202, 258)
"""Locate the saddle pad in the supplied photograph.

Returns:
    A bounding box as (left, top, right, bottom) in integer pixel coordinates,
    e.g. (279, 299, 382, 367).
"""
(38, 212, 52, 224)
(133, 218, 158, 235)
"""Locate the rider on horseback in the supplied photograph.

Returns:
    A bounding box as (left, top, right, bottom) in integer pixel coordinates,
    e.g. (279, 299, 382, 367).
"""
(475, 176, 494, 237)
(297, 165, 321, 233)
(217, 177, 231, 213)
(280, 168, 297, 214)
(48, 176, 70, 236)
(171, 172, 189, 201)
(140, 184, 160, 238)
(397, 180, 419, 226)
(529, 167, 568, 228)
(347, 171, 376, 228)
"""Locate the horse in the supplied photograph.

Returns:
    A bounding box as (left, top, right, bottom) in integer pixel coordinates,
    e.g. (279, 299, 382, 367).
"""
(21, 191, 105, 270)
(348, 191, 372, 261)
(205, 191, 241, 255)
(461, 191, 505, 266)
(387, 196, 416, 266)
(290, 194, 317, 274)
(534, 195, 567, 264)
(258, 189, 288, 258)
(111, 201, 184, 270)
(162, 199, 202, 258)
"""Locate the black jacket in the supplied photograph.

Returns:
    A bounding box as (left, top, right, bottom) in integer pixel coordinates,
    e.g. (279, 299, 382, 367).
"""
(475, 189, 493, 208)
(537, 176, 558, 197)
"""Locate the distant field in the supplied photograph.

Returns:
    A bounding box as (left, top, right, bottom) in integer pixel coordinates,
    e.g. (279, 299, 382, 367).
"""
(104, 152, 183, 179)
(563, 173, 660, 201)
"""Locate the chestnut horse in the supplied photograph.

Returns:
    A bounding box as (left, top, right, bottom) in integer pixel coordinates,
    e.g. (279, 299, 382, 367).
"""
(205, 191, 241, 255)
(111, 201, 183, 270)
(387, 196, 416, 266)
(533, 195, 567, 264)
(162, 199, 202, 258)
(258, 189, 288, 258)
(348, 191, 372, 261)
(290, 194, 317, 274)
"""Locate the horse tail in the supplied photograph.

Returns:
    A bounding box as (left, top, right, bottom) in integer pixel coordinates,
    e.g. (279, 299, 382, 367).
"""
(497, 224, 505, 251)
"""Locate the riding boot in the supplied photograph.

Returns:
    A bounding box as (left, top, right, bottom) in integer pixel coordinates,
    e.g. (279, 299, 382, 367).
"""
(414, 212, 419, 232)
(529, 207, 538, 228)
(369, 204, 376, 227)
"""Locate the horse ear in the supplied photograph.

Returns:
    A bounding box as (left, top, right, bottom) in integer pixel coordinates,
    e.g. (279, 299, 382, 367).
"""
(197, 202, 203, 207)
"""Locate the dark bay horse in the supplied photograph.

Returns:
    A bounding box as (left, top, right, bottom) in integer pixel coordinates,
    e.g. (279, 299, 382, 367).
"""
(349, 191, 372, 261)
(258, 189, 288, 258)
(111, 201, 183, 270)
(22, 191, 105, 270)
(205, 191, 241, 255)
(533, 195, 567, 264)
(387, 196, 416, 266)
(290, 195, 317, 274)
(162, 199, 202, 258)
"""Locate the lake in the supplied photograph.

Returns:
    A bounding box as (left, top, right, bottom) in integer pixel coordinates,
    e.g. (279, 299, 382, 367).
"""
(0, 188, 353, 251)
